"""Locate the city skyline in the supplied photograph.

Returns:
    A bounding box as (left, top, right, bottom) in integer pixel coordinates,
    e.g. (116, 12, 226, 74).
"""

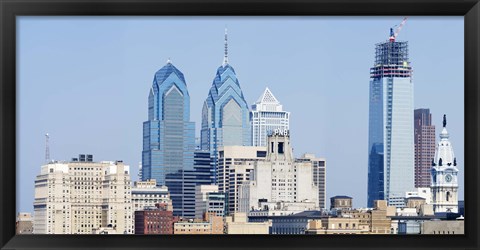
(17, 16, 464, 213)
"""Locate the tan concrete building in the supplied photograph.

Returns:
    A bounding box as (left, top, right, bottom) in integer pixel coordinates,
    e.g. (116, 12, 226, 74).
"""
(173, 213, 223, 234)
(225, 212, 270, 234)
(330, 196, 353, 210)
(306, 217, 370, 234)
(421, 219, 464, 234)
(16, 213, 33, 234)
(33, 155, 133, 234)
(369, 200, 393, 234)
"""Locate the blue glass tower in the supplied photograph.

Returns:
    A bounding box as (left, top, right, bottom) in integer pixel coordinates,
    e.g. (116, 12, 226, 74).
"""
(142, 60, 195, 185)
(368, 33, 414, 207)
(200, 29, 251, 183)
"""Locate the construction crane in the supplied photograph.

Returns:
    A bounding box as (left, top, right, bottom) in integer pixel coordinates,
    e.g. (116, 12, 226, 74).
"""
(389, 17, 409, 42)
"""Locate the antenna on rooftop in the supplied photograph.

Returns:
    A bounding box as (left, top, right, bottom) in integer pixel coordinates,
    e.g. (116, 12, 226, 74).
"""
(45, 133, 50, 163)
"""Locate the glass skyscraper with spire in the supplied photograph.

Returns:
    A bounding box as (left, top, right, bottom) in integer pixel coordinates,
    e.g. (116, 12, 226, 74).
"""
(200, 29, 251, 183)
(367, 32, 414, 208)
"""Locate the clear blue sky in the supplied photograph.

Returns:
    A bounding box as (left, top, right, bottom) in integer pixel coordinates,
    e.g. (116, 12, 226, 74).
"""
(17, 16, 464, 213)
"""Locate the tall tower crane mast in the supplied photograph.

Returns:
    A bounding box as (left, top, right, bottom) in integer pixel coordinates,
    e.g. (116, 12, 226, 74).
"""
(389, 17, 409, 42)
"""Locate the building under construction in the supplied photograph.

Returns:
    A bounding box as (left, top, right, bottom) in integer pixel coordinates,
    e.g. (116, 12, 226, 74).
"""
(367, 19, 415, 208)
(370, 40, 412, 79)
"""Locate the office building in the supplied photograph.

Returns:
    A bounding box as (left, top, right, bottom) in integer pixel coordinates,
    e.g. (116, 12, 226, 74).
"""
(225, 212, 270, 234)
(414, 109, 436, 188)
(134, 203, 177, 234)
(200, 29, 251, 183)
(296, 154, 326, 209)
(431, 115, 459, 213)
(131, 179, 172, 212)
(33, 155, 133, 234)
(368, 30, 415, 207)
(141, 61, 195, 185)
(239, 130, 319, 212)
(250, 87, 290, 147)
(164, 151, 214, 218)
(217, 145, 267, 214)
(195, 185, 226, 218)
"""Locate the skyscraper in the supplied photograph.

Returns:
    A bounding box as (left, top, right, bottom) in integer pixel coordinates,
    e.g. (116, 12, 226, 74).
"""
(142, 61, 195, 185)
(251, 87, 290, 147)
(414, 109, 436, 188)
(367, 30, 414, 207)
(201, 29, 251, 183)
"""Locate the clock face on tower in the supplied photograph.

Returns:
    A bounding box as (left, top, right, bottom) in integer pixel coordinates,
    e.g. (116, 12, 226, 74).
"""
(445, 174, 453, 183)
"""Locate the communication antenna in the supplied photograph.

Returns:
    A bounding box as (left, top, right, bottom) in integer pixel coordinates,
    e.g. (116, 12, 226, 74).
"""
(45, 133, 50, 163)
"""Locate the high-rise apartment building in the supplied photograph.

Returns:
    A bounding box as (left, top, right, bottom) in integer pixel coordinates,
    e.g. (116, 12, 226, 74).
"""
(368, 31, 414, 207)
(251, 87, 290, 147)
(33, 155, 133, 234)
(201, 29, 251, 183)
(141, 61, 195, 185)
(414, 109, 436, 188)
(239, 131, 319, 212)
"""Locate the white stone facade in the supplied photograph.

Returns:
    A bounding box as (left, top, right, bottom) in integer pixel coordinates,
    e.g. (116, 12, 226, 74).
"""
(239, 131, 319, 212)
(33, 158, 133, 234)
(431, 116, 459, 213)
(131, 179, 171, 212)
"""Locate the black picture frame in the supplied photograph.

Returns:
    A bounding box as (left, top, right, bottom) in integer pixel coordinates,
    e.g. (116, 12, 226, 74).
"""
(1, 0, 479, 249)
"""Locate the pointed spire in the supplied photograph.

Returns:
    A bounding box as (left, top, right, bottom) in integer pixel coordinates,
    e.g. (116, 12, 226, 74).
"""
(443, 114, 447, 127)
(223, 27, 228, 66)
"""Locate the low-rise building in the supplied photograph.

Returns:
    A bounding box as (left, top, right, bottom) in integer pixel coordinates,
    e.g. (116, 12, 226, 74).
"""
(132, 179, 172, 212)
(134, 203, 177, 235)
(173, 213, 223, 234)
(306, 217, 370, 234)
(248, 200, 317, 220)
(16, 212, 33, 234)
(271, 210, 326, 235)
(225, 212, 270, 234)
(330, 196, 353, 210)
(92, 226, 119, 234)
(421, 219, 464, 234)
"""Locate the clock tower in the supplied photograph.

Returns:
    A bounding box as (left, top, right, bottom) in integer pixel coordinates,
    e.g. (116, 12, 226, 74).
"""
(431, 114, 459, 213)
